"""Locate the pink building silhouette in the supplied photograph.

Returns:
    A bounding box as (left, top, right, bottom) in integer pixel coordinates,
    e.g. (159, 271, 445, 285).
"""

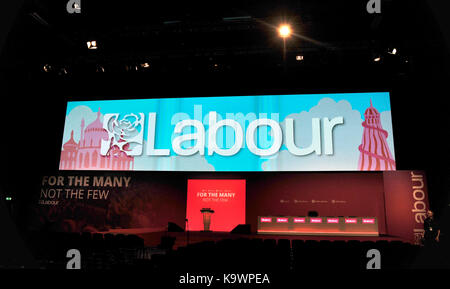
(60, 109, 134, 170)
(358, 100, 396, 171)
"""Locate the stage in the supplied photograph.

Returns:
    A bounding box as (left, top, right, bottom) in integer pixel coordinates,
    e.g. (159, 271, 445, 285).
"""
(102, 229, 406, 249)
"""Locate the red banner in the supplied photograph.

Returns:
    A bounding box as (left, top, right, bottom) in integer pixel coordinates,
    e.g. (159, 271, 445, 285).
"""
(186, 179, 246, 232)
(383, 171, 429, 244)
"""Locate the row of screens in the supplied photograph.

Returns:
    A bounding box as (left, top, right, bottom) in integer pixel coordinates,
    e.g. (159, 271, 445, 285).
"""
(260, 217, 377, 224)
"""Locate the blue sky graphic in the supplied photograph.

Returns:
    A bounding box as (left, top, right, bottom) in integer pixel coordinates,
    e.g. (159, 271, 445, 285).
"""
(64, 92, 394, 171)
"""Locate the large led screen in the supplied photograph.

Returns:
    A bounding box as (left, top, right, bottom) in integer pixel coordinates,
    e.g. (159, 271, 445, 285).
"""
(60, 92, 395, 171)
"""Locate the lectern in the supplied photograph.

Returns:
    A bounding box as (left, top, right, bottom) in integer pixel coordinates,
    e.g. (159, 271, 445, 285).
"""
(200, 208, 215, 232)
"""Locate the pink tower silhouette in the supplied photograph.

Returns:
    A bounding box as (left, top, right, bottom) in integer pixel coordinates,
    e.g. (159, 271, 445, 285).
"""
(358, 100, 396, 171)
(59, 130, 78, 170)
(60, 108, 134, 170)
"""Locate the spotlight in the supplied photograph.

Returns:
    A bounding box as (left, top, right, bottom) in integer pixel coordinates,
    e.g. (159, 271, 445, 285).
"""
(96, 65, 105, 73)
(296, 55, 304, 61)
(43, 64, 51, 72)
(374, 57, 381, 62)
(278, 25, 292, 38)
(140, 62, 150, 68)
(58, 67, 68, 75)
(388, 48, 397, 55)
(87, 40, 98, 49)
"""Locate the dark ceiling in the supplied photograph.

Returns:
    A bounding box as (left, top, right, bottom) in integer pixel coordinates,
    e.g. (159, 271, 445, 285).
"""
(5, 0, 437, 80)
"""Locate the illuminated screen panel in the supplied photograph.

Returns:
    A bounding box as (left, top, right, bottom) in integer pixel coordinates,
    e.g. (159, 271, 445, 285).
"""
(186, 179, 246, 232)
(59, 92, 395, 171)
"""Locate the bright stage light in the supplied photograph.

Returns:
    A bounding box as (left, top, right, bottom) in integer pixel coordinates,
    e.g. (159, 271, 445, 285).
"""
(374, 57, 381, 62)
(296, 55, 304, 61)
(96, 65, 105, 73)
(278, 25, 292, 38)
(43, 64, 51, 72)
(87, 40, 97, 49)
(388, 48, 397, 55)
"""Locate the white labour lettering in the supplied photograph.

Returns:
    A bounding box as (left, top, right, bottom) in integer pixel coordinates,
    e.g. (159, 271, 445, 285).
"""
(146, 112, 344, 157)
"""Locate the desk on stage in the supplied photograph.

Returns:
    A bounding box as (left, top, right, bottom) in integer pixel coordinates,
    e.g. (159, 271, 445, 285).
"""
(257, 216, 379, 236)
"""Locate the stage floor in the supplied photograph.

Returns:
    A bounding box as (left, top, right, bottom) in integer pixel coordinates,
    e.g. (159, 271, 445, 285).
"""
(102, 229, 405, 249)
